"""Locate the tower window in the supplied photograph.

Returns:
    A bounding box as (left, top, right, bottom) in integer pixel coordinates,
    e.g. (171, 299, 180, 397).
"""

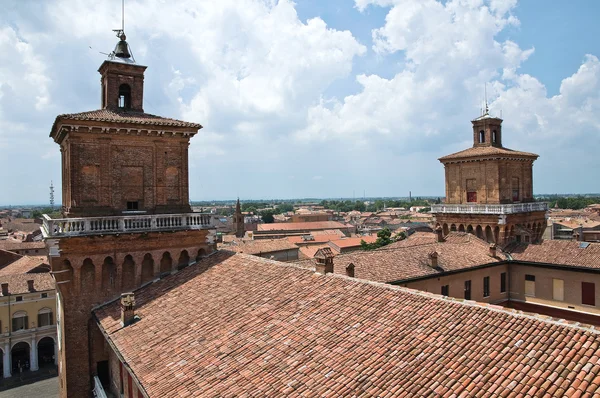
(127, 201, 139, 210)
(466, 178, 477, 203)
(511, 177, 520, 202)
(118, 84, 132, 109)
(492, 130, 497, 143)
(479, 130, 485, 143)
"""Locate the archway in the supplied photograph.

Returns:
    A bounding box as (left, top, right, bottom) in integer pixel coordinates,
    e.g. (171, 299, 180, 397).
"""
(494, 226, 500, 243)
(80, 258, 95, 292)
(37, 337, 55, 368)
(510, 225, 515, 241)
(458, 224, 465, 232)
(475, 225, 483, 239)
(177, 250, 190, 270)
(450, 224, 457, 232)
(485, 226, 494, 243)
(141, 254, 154, 284)
(11, 342, 30, 374)
(442, 223, 449, 236)
(160, 252, 172, 275)
(101, 257, 117, 292)
(121, 255, 136, 292)
(196, 248, 207, 262)
(466, 225, 474, 234)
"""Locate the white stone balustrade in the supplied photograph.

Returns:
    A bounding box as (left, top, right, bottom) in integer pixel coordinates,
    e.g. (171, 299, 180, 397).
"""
(431, 202, 548, 215)
(42, 213, 213, 238)
(93, 375, 108, 398)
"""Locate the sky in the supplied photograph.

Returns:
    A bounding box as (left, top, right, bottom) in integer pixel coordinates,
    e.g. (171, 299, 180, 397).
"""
(1, 0, 599, 205)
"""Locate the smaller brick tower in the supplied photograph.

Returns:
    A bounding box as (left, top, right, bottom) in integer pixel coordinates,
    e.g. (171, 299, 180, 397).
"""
(432, 108, 547, 244)
(233, 199, 245, 238)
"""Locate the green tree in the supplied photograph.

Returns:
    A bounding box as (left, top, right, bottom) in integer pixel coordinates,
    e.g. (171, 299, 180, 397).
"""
(261, 210, 275, 224)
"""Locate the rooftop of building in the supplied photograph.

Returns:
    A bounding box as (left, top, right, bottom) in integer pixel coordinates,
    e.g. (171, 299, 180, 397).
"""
(219, 238, 299, 255)
(256, 221, 351, 232)
(95, 250, 600, 397)
(0, 240, 46, 251)
(0, 273, 54, 295)
(0, 254, 49, 277)
(439, 145, 539, 162)
(506, 240, 600, 269)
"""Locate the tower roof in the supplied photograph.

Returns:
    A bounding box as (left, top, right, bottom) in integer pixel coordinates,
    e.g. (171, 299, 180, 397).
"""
(439, 145, 538, 163)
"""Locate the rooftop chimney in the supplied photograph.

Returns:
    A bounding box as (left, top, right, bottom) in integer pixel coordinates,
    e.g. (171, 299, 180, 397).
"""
(435, 226, 444, 243)
(27, 279, 34, 292)
(428, 251, 439, 268)
(1, 283, 7, 296)
(120, 292, 136, 327)
(489, 244, 497, 258)
(314, 248, 335, 274)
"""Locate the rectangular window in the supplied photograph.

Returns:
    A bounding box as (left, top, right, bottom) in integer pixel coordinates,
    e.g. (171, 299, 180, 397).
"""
(41, 293, 48, 298)
(553, 279, 564, 301)
(500, 272, 507, 293)
(441, 285, 449, 297)
(483, 276, 490, 298)
(466, 179, 477, 203)
(525, 274, 535, 297)
(464, 280, 471, 300)
(512, 177, 520, 202)
(12, 316, 28, 332)
(126, 201, 139, 211)
(582, 282, 596, 306)
(38, 312, 53, 327)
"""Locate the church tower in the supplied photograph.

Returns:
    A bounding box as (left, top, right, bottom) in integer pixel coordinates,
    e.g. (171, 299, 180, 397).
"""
(431, 109, 547, 244)
(233, 199, 245, 238)
(43, 30, 216, 398)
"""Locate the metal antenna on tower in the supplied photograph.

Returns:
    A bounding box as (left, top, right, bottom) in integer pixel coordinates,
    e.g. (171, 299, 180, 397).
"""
(484, 83, 489, 115)
(50, 181, 55, 209)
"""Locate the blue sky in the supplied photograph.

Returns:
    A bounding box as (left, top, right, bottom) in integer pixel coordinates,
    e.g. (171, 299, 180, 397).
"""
(1, 0, 599, 205)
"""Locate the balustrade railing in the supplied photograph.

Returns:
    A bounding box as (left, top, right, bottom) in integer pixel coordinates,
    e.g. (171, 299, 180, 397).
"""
(42, 212, 213, 238)
(431, 202, 548, 215)
(92, 376, 108, 398)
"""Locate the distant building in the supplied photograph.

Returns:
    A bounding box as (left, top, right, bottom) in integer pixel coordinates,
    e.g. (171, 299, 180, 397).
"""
(253, 221, 354, 239)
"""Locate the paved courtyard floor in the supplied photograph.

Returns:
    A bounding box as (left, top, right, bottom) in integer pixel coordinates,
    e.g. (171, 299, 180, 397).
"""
(0, 376, 58, 398)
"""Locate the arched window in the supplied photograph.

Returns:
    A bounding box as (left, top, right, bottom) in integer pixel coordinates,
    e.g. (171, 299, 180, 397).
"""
(492, 130, 497, 143)
(479, 130, 485, 143)
(346, 263, 355, 278)
(118, 84, 131, 109)
(12, 311, 28, 332)
(38, 308, 53, 327)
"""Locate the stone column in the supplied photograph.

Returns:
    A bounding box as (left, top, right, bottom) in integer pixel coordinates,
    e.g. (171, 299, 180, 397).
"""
(3, 342, 10, 378)
(30, 337, 38, 371)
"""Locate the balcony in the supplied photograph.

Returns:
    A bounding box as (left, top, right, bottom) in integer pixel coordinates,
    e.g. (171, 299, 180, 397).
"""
(431, 202, 548, 215)
(41, 213, 214, 238)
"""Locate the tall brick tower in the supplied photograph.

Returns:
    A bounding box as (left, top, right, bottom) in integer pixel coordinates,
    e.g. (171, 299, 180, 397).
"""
(431, 108, 547, 244)
(233, 198, 245, 238)
(43, 31, 216, 397)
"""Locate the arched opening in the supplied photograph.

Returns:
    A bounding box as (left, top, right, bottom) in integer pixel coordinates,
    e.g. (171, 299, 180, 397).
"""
(11, 342, 30, 374)
(492, 130, 497, 143)
(485, 226, 494, 243)
(450, 224, 457, 232)
(177, 250, 190, 270)
(466, 225, 474, 234)
(121, 255, 136, 292)
(475, 225, 484, 239)
(479, 130, 485, 143)
(442, 223, 449, 236)
(118, 84, 131, 109)
(160, 252, 172, 276)
(458, 224, 465, 232)
(37, 307, 53, 328)
(196, 248, 207, 262)
(81, 258, 95, 292)
(12, 311, 28, 332)
(141, 254, 154, 284)
(101, 257, 117, 292)
(37, 337, 55, 369)
(346, 263, 355, 278)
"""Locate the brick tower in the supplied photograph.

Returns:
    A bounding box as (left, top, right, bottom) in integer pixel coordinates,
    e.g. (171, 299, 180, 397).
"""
(431, 109, 547, 244)
(43, 32, 216, 397)
(233, 198, 245, 238)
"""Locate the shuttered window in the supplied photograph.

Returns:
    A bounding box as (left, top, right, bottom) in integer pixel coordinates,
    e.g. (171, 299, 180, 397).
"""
(582, 282, 596, 306)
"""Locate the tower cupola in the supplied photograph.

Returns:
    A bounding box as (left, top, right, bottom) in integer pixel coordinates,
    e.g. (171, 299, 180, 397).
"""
(471, 106, 503, 148)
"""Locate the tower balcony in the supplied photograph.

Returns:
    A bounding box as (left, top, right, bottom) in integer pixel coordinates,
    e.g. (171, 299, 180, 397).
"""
(41, 212, 214, 238)
(431, 202, 548, 215)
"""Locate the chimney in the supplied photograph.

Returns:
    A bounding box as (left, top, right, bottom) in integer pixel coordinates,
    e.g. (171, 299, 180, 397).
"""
(27, 279, 34, 292)
(1, 283, 7, 296)
(314, 248, 334, 274)
(489, 243, 497, 257)
(428, 251, 438, 268)
(435, 226, 444, 242)
(120, 292, 136, 327)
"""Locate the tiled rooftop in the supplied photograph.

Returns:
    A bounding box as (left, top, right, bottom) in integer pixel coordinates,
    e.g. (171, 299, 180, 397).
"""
(220, 238, 299, 255)
(439, 146, 539, 162)
(257, 221, 351, 232)
(0, 241, 46, 251)
(95, 251, 600, 397)
(0, 255, 49, 276)
(506, 240, 600, 269)
(0, 273, 54, 295)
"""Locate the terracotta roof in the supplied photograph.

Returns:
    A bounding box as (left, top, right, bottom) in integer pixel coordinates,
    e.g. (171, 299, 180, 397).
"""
(0, 273, 54, 295)
(0, 255, 49, 276)
(51, 108, 202, 136)
(0, 250, 22, 268)
(298, 244, 335, 259)
(220, 239, 298, 255)
(257, 221, 350, 232)
(439, 145, 539, 162)
(287, 231, 346, 245)
(95, 251, 600, 397)
(506, 240, 600, 269)
(328, 236, 377, 250)
(0, 241, 46, 251)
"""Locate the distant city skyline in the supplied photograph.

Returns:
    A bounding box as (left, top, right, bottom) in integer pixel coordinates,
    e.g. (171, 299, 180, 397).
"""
(1, 0, 599, 204)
